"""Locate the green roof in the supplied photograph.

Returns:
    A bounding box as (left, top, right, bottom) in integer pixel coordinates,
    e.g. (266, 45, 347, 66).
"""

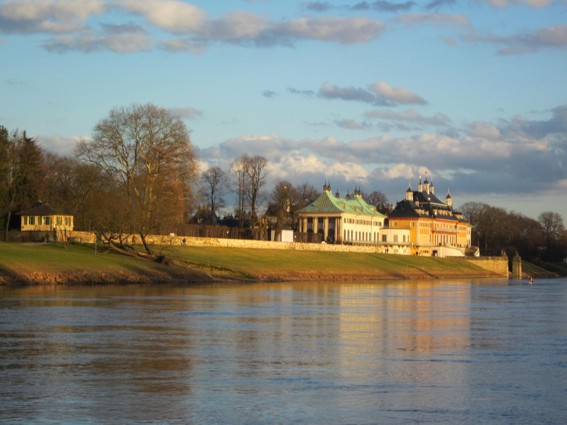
(299, 189, 385, 217)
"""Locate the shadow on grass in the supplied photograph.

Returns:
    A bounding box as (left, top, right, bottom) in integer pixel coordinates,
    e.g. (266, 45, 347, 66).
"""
(105, 258, 217, 285)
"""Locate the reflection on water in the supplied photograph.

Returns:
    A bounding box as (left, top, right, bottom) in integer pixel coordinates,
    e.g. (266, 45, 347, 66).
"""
(1, 280, 566, 424)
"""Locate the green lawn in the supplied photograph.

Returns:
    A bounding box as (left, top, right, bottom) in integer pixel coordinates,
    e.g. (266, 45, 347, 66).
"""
(162, 245, 492, 280)
(0, 242, 500, 284)
(0, 242, 191, 284)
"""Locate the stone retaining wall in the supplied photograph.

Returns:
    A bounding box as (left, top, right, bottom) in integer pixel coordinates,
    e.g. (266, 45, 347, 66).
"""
(461, 256, 509, 277)
(69, 231, 409, 254)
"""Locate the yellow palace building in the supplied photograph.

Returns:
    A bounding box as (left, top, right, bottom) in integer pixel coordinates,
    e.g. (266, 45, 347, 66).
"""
(388, 177, 473, 256)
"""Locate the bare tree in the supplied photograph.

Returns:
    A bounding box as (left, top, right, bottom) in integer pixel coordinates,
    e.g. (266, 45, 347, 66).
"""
(508, 212, 545, 260)
(231, 154, 268, 229)
(244, 155, 268, 228)
(538, 211, 565, 242)
(231, 156, 249, 228)
(42, 152, 114, 231)
(461, 202, 511, 255)
(199, 165, 228, 224)
(76, 104, 197, 255)
(538, 211, 566, 260)
(364, 190, 390, 214)
(296, 182, 320, 208)
(268, 180, 302, 235)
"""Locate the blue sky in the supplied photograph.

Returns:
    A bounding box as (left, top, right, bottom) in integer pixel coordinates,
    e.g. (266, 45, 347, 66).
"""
(1, 0, 566, 220)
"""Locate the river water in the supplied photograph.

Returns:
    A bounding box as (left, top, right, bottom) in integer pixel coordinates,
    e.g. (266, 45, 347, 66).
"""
(1, 279, 566, 425)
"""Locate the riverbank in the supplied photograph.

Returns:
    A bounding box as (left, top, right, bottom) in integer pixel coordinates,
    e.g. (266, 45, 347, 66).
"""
(0, 241, 511, 285)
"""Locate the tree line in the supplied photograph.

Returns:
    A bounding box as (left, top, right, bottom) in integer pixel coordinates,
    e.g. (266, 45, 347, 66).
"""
(1, 103, 565, 261)
(0, 104, 329, 255)
(460, 203, 566, 262)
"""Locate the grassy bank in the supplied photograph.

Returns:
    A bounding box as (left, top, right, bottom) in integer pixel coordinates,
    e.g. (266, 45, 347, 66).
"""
(167, 245, 502, 281)
(0, 241, 505, 285)
(522, 260, 567, 278)
(0, 242, 211, 284)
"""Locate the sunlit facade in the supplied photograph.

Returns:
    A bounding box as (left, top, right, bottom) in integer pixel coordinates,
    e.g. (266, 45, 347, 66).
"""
(19, 204, 74, 233)
(298, 184, 387, 244)
(387, 177, 472, 256)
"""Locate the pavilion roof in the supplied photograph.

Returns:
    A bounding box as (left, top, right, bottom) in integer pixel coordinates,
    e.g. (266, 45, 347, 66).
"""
(299, 189, 385, 217)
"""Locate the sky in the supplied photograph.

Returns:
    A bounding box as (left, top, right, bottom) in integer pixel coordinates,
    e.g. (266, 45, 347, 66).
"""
(1, 0, 566, 221)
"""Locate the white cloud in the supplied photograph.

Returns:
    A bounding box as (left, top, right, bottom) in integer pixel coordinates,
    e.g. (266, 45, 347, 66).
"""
(104, 31, 153, 52)
(37, 133, 90, 155)
(489, 0, 551, 7)
(205, 12, 268, 42)
(335, 119, 370, 130)
(269, 153, 329, 180)
(160, 37, 207, 54)
(329, 161, 370, 182)
(373, 163, 417, 180)
(365, 108, 450, 126)
(319, 83, 378, 104)
(1, 0, 386, 53)
(370, 81, 427, 105)
(168, 107, 203, 120)
(115, 0, 206, 33)
(501, 25, 567, 54)
(282, 17, 384, 44)
(397, 13, 470, 28)
(467, 122, 501, 139)
(313, 81, 426, 106)
(0, 0, 106, 33)
(203, 15, 384, 46)
(193, 106, 567, 203)
(350, 1, 417, 12)
(44, 30, 153, 53)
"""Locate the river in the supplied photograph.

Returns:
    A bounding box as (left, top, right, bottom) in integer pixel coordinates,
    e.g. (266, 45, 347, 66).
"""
(1, 279, 566, 424)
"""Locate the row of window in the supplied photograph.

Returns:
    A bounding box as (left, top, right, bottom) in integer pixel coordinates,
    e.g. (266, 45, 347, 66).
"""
(342, 230, 409, 243)
(307, 217, 383, 227)
(23, 216, 72, 226)
(343, 218, 383, 227)
(343, 230, 380, 243)
(435, 234, 456, 245)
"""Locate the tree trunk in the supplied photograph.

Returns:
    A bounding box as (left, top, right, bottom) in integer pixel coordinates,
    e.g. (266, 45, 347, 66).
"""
(3, 210, 11, 241)
(140, 233, 153, 256)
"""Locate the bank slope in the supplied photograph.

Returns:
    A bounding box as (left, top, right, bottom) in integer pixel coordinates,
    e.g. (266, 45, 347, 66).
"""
(0, 243, 212, 284)
(169, 246, 503, 281)
(0, 243, 503, 285)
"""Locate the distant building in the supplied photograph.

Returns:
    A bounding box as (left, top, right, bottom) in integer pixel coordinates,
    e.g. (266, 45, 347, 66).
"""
(297, 184, 387, 244)
(388, 176, 472, 256)
(19, 204, 74, 233)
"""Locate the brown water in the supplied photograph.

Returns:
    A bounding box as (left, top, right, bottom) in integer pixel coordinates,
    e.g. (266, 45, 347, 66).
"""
(1, 279, 566, 424)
